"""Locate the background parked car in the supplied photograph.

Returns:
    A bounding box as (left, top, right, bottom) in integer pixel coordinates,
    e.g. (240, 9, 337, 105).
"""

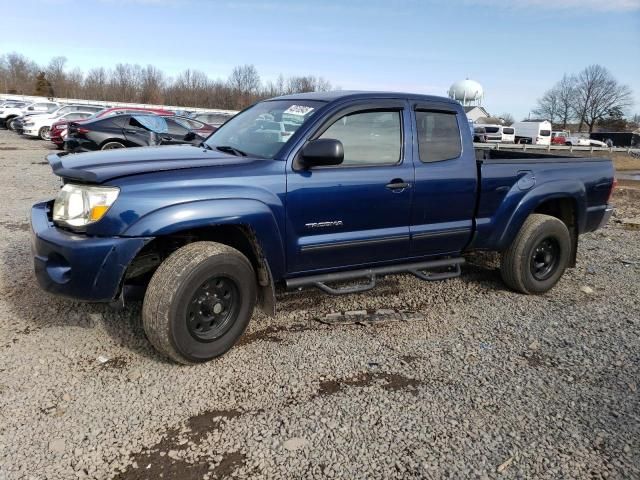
(90, 106, 175, 119)
(1, 101, 60, 130)
(512, 120, 552, 145)
(173, 116, 216, 137)
(564, 135, 590, 147)
(551, 131, 569, 145)
(50, 119, 72, 149)
(1, 101, 58, 129)
(473, 126, 487, 143)
(23, 111, 95, 140)
(190, 111, 234, 128)
(500, 125, 515, 143)
(65, 113, 203, 152)
(13, 104, 104, 134)
(475, 123, 502, 142)
(590, 131, 640, 148)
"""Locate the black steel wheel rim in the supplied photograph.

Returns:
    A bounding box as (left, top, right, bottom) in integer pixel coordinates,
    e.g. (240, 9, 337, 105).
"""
(187, 276, 240, 341)
(530, 237, 560, 281)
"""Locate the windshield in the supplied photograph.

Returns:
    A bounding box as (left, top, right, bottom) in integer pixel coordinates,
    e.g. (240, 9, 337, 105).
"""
(204, 100, 324, 158)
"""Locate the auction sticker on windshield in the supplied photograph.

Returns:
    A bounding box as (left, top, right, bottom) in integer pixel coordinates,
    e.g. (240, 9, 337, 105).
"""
(283, 105, 315, 116)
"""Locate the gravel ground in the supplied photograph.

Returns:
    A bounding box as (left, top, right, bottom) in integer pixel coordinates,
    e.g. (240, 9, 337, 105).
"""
(0, 130, 639, 480)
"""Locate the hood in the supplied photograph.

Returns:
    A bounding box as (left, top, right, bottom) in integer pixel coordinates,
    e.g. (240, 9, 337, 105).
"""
(47, 145, 269, 183)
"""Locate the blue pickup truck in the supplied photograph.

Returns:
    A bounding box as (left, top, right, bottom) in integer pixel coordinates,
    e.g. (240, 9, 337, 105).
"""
(31, 91, 615, 363)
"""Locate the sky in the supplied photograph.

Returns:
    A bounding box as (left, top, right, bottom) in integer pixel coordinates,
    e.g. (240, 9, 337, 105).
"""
(3, 0, 639, 119)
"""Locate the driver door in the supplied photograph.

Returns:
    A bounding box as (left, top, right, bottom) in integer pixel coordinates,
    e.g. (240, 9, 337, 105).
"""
(285, 100, 414, 274)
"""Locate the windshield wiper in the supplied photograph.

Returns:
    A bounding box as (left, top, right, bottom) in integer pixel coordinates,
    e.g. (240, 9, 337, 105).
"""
(200, 142, 212, 150)
(215, 145, 247, 157)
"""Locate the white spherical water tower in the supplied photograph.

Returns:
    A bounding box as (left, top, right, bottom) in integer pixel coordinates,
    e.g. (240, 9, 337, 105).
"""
(448, 79, 484, 106)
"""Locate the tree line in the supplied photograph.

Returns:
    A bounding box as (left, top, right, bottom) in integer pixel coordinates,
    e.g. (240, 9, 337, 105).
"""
(532, 65, 635, 132)
(0, 53, 334, 110)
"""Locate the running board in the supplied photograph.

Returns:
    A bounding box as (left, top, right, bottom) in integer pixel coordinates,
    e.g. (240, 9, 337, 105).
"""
(286, 258, 464, 295)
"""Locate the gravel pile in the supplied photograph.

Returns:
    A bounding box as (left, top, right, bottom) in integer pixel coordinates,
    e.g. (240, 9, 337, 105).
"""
(0, 130, 638, 479)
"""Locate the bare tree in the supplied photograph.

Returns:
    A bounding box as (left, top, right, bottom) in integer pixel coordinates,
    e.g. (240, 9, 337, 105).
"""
(0, 53, 38, 94)
(65, 68, 84, 99)
(499, 113, 514, 126)
(139, 65, 165, 104)
(0, 51, 336, 110)
(573, 65, 633, 132)
(228, 64, 261, 108)
(228, 65, 260, 93)
(84, 67, 108, 100)
(555, 74, 577, 128)
(532, 87, 561, 124)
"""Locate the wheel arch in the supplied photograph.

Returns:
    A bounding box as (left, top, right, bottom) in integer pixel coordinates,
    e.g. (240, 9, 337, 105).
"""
(120, 199, 285, 317)
(496, 181, 586, 256)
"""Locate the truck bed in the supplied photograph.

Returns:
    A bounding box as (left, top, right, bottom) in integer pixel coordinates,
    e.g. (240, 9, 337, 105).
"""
(471, 148, 614, 251)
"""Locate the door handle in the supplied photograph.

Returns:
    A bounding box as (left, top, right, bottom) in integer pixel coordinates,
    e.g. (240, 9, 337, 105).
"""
(125, 129, 138, 134)
(386, 180, 411, 191)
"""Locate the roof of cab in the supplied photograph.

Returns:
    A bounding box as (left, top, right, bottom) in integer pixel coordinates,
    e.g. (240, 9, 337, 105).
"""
(270, 90, 459, 105)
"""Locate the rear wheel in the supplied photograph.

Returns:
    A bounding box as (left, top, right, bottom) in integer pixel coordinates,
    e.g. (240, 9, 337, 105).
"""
(500, 214, 571, 294)
(6, 118, 17, 131)
(142, 241, 257, 364)
(101, 141, 126, 150)
(39, 127, 50, 140)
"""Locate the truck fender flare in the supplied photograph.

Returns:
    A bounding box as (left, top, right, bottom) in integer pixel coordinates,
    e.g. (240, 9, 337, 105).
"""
(122, 198, 287, 281)
(496, 180, 586, 251)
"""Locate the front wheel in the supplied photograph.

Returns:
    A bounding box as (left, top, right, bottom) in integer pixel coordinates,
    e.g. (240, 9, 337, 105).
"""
(142, 241, 257, 364)
(500, 214, 571, 294)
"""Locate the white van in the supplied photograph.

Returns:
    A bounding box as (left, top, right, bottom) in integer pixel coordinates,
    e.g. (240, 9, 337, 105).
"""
(512, 120, 552, 145)
(476, 123, 502, 142)
(500, 126, 515, 143)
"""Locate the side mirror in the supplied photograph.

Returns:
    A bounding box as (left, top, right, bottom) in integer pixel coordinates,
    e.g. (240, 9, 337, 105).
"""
(300, 138, 344, 168)
(184, 131, 196, 142)
(27, 106, 34, 111)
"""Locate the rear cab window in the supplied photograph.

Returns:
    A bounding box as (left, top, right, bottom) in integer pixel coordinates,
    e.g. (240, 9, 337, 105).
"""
(415, 110, 462, 163)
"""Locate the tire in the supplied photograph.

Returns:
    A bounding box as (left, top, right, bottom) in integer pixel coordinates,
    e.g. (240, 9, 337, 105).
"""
(101, 141, 126, 150)
(39, 127, 50, 140)
(6, 118, 16, 131)
(500, 214, 571, 295)
(565, 142, 572, 146)
(142, 241, 257, 364)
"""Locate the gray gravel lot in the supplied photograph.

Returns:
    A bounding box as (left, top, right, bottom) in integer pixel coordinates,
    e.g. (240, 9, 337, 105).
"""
(0, 130, 639, 479)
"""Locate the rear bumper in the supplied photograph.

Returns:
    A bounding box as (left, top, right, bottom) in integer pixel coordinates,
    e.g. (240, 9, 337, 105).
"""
(597, 206, 614, 230)
(584, 204, 614, 233)
(64, 138, 97, 153)
(30, 201, 152, 302)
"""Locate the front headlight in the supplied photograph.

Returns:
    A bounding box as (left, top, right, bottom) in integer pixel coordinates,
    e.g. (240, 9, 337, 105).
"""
(52, 184, 119, 229)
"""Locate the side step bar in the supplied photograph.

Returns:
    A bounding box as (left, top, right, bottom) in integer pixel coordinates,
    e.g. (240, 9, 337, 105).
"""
(286, 258, 464, 295)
